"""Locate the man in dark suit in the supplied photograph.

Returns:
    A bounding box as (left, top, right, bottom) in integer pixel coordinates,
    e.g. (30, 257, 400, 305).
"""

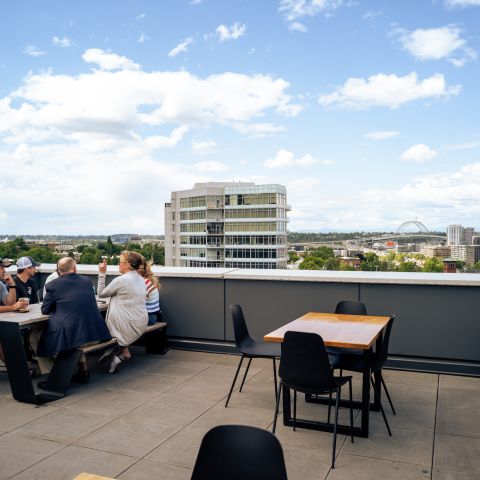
(34, 257, 111, 382)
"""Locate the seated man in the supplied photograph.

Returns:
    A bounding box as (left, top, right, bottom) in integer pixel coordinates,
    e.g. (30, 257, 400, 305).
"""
(33, 257, 111, 382)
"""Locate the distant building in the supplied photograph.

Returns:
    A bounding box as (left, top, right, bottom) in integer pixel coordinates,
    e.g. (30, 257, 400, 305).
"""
(443, 258, 457, 273)
(420, 245, 451, 258)
(450, 244, 480, 265)
(464, 227, 474, 245)
(165, 182, 289, 269)
(447, 225, 464, 246)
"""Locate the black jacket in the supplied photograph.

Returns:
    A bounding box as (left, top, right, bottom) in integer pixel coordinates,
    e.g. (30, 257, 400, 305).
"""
(38, 273, 111, 356)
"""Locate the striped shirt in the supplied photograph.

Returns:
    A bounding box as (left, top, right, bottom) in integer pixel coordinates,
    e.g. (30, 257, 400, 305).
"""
(145, 278, 160, 313)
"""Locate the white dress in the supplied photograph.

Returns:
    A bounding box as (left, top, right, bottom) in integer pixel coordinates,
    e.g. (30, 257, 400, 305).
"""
(97, 270, 148, 346)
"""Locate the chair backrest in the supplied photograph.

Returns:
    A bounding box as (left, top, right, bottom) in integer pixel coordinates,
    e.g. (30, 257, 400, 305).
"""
(279, 331, 337, 392)
(37, 288, 44, 302)
(335, 300, 367, 316)
(191, 424, 288, 480)
(373, 315, 396, 370)
(230, 304, 252, 348)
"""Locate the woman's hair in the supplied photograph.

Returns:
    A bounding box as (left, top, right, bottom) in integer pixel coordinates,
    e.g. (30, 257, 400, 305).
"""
(121, 251, 159, 288)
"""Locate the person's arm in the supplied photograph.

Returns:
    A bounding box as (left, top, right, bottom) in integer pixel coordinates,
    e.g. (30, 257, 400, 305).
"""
(4, 273, 17, 306)
(97, 259, 121, 298)
(0, 301, 22, 312)
(41, 284, 56, 315)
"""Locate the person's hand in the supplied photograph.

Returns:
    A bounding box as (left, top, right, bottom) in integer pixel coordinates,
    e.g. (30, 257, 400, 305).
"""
(99, 258, 107, 274)
(4, 273, 15, 287)
(11, 301, 22, 311)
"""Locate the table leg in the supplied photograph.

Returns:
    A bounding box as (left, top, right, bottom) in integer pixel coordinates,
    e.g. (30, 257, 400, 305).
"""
(42, 349, 82, 394)
(360, 347, 372, 437)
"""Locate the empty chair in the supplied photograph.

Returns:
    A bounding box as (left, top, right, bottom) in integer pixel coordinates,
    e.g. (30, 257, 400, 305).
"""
(225, 304, 280, 407)
(272, 331, 354, 469)
(329, 315, 396, 435)
(191, 425, 288, 480)
(335, 300, 367, 316)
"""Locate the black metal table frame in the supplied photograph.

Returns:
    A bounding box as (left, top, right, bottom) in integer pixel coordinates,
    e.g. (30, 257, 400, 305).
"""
(281, 336, 383, 438)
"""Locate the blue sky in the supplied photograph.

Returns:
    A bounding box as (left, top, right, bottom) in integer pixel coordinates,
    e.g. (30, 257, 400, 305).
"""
(1, 0, 479, 234)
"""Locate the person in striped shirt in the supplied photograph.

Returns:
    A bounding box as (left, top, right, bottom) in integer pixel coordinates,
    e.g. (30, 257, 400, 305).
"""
(142, 261, 161, 325)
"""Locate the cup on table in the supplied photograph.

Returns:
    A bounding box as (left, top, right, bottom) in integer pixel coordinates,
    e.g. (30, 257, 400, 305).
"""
(18, 297, 29, 312)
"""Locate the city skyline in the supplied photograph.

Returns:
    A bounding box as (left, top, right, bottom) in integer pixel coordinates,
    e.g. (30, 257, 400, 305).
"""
(1, 1, 480, 234)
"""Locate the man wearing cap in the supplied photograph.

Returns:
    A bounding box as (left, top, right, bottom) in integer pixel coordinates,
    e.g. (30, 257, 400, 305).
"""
(13, 256, 41, 304)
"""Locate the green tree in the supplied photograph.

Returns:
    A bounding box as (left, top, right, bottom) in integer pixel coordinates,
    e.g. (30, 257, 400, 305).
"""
(24, 246, 60, 263)
(360, 252, 380, 271)
(299, 256, 324, 270)
(308, 246, 334, 260)
(80, 247, 103, 265)
(398, 261, 419, 272)
(324, 257, 340, 270)
(422, 257, 444, 273)
(288, 251, 299, 263)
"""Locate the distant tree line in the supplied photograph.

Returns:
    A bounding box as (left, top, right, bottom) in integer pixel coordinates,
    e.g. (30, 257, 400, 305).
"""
(0, 236, 165, 266)
(293, 247, 470, 273)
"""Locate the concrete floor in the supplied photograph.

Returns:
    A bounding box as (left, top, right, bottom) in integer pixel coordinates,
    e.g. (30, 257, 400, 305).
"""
(0, 348, 479, 480)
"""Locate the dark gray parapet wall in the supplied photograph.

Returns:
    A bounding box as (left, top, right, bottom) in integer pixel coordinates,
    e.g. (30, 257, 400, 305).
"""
(33, 265, 480, 376)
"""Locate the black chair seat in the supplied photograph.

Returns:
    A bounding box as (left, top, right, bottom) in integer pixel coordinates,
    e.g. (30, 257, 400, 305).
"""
(241, 340, 281, 358)
(283, 375, 352, 395)
(329, 352, 364, 372)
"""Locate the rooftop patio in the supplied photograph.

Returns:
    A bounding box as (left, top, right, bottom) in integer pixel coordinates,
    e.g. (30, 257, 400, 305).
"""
(0, 347, 479, 480)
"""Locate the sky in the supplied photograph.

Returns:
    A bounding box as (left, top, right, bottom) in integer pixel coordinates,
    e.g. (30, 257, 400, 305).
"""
(1, 0, 480, 235)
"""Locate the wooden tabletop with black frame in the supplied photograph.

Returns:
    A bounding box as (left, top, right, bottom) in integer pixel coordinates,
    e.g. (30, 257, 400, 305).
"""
(264, 312, 392, 438)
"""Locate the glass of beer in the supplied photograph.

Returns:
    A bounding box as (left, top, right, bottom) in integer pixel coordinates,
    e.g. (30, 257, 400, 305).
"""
(18, 297, 30, 312)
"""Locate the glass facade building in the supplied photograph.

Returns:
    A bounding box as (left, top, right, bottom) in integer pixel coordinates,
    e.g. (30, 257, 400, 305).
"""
(165, 182, 289, 268)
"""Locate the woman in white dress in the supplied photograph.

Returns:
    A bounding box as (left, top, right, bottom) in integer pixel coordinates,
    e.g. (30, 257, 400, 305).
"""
(98, 251, 148, 372)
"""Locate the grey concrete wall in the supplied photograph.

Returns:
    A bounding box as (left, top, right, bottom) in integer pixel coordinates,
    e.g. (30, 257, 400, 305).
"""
(33, 267, 480, 373)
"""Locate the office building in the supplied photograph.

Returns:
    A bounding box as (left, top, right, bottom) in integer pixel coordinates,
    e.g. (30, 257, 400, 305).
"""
(165, 182, 289, 269)
(420, 245, 451, 258)
(447, 225, 464, 246)
(464, 227, 474, 245)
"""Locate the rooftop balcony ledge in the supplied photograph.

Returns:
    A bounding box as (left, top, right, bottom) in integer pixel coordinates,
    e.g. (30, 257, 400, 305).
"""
(32, 264, 480, 286)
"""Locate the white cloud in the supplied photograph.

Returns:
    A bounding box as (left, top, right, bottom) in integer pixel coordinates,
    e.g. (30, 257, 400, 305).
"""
(191, 0, 202, 4)
(82, 48, 141, 71)
(168, 37, 194, 57)
(264, 149, 332, 168)
(400, 144, 438, 163)
(364, 130, 399, 140)
(136, 13, 145, 20)
(279, 0, 344, 21)
(319, 72, 461, 110)
(363, 11, 383, 21)
(23, 45, 46, 57)
(441, 141, 480, 151)
(289, 22, 308, 32)
(396, 26, 476, 67)
(445, 0, 480, 7)
(193, 160, 229, 172)
(52, 36, 72, 48)
(0, 49, 302, 233)
(192, 140, 217, 154)
(137, 33, 147, 43)
(214, 23, 247, 42)
(248, 48, 256, 55)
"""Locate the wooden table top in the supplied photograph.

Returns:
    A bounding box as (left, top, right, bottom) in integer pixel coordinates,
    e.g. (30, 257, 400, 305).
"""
(0, 300, 108, 327)
(264, 312, 391, 350)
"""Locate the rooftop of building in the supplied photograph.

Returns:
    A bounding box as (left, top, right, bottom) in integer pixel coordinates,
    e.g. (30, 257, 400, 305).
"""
(1, 347, 478, 479)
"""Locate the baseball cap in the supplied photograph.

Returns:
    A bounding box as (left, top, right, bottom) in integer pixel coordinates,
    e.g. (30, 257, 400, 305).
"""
(16, 256, 41, 269)
(0, 258, 11, 267)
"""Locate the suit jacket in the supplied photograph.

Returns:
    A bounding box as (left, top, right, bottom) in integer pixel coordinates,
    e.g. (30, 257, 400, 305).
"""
(38, 272, 111, 356)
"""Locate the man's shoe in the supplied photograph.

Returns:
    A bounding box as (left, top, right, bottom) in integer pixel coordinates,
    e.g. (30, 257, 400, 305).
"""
(98, 347, 115, 367)
(37, 381, 49, 390)
(71, 370, 90, 384)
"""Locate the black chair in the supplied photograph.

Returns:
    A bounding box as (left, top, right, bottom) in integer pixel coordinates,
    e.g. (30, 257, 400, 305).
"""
(335, 300, 367, 316)
(272, 331, 354, 469)
(191, 425, 288, 480)
(37, 288, 44, 302)
(225, 304, 280, 408)
(329, 315, 396, 435)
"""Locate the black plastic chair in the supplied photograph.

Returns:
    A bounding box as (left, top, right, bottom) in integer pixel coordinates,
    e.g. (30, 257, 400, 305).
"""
(272, 331, 354, 469)
(225, 304, 280, 407)
(191, 425, 288, 480)
(329, 315, 396, 435)
(335, 300, 367, 316)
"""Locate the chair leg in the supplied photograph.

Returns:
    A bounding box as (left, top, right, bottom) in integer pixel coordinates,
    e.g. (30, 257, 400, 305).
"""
(348, 378, 354, 443)
(332, 387, 340, 469)
(371, 375, 392, 436)
(272, 382, 283, 434)
(239, 357, 252, 392)
(225, 354, 244, 407)
(273, 357, 278, 400)
(380, 373, 396, 415)
(293, 390, 297, 432)
(327, 391, 332, 424)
